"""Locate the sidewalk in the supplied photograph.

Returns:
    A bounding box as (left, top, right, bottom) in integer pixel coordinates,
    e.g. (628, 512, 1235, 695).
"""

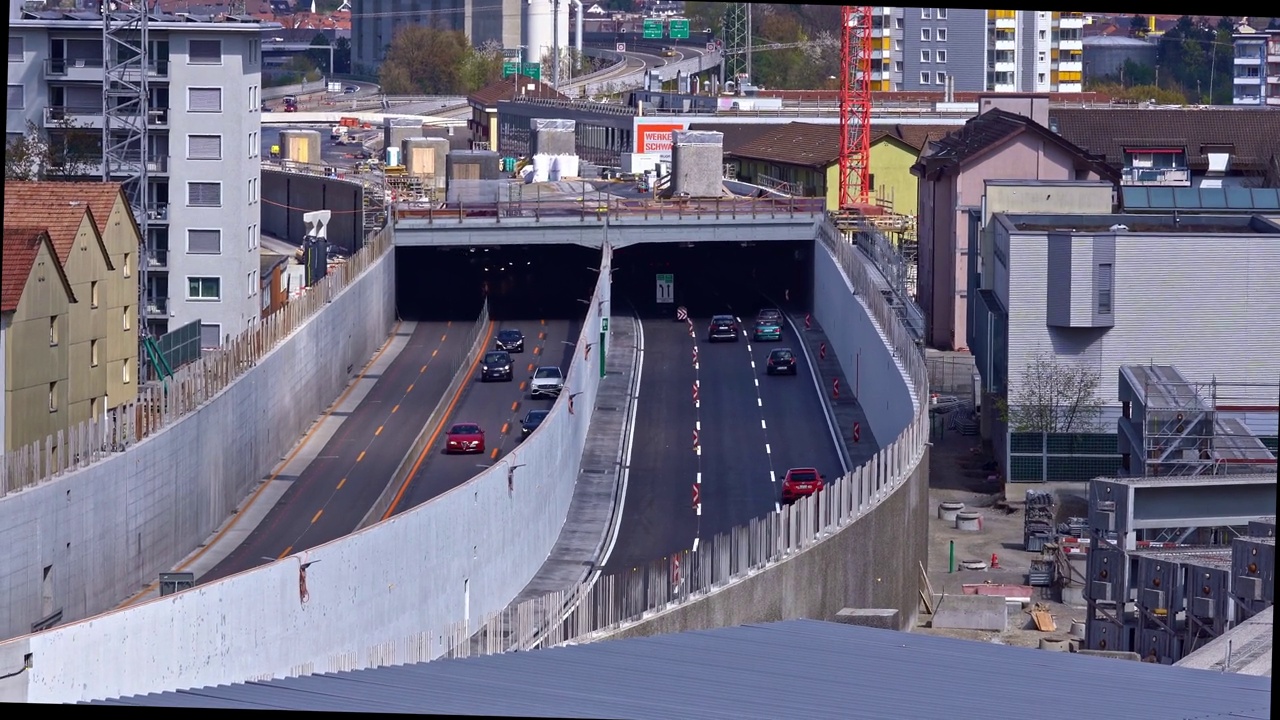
(788, 312, 883, 470)
(470, 314, 641, 651)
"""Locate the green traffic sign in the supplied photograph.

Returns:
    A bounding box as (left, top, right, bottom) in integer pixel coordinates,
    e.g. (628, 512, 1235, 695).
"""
(669, 19, 690, 39)
(643, 18, 663, 39)
(502, 62, 518, 78)
(521, 62, 541, 80)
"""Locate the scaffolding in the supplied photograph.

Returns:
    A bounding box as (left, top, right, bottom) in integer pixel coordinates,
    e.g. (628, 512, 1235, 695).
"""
(103, 1, 153, 382)
(1118, 365, 1280, 478)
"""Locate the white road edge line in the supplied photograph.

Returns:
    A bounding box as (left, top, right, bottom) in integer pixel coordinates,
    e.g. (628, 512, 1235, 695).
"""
(765, 443, 772, 454)
(783, 309, 852, 476)
(770, 470, 777, 483)
(596, 312, 643, 575)
(696, 472, 701, 484)
(695, 420, 701, 431)
(696, 504, 701, 516)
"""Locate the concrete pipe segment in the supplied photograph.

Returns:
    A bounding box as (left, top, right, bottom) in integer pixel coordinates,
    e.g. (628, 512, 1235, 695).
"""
(1039, 638, 1071, 652)
(955, 511, 984, 532)
(938, 501, 965, 522)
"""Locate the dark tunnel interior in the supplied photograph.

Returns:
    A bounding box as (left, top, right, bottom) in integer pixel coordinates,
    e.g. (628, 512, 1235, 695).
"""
(394, 241, 815, 321)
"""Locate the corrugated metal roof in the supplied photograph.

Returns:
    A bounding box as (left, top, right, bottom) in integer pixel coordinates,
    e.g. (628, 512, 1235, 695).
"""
(84, 620, 1271, 718)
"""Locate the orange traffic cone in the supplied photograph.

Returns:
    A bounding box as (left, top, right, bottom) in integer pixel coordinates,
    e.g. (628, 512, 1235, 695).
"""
(990, 553, 1000, 569)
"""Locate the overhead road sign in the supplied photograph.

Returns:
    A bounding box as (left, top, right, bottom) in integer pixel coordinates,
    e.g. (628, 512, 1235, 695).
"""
(669, 19, 690, 39)
(643, 18, 663, 39)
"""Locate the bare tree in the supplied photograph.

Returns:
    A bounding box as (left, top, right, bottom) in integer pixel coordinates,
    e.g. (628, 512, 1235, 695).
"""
(5, 118, 99, 181)
(1000, 352, 1105, 433)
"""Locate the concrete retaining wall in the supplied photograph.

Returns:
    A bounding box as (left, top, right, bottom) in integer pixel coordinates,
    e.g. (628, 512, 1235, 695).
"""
(812, 240, 915, 444)
(0, 251, 397, 646)
(0, 247, 612, 704)
(261, 170, 365, 253)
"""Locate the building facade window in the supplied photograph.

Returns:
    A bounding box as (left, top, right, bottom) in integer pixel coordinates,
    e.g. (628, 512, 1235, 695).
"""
(49, 382, 57, 412)
(188, 87, 222, 112)
(187, 181, 222, 207)
(1097, 263, 1114, 314)
(90, 280, 99, 308)
(921, 28, 931, 41)
(49, 316, 58, 346)
(921, 49, 931, 62)
(200, 323, 222, 348)
(187, 229, 222, 254)
(9, 36, 23, 61)
(188, 39, 222, 64)
(937, 28, 947, 41)
(188, 276, 222, 301)
(90, 339, 99, 367)
(187, 134, 222, 160)
(921, 71, 931, 84)
(937, 49, 947, 63)
(7, 84, 24, 109)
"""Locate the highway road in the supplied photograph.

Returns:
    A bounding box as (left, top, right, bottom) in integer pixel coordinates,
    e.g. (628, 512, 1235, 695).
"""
(386, 318, 583, 515)
(601, 303, 843, 575)
(198, 320, 466, 583)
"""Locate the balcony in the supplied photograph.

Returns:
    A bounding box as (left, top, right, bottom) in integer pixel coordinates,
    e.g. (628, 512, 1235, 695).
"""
(1059, 17, 1085, 29)
(1269, 45, 1280, 62)
(1234, 74, 1263, 84)
(1234, 94, 1264, 105)
(1234, 54, 1263, 65)
(144, 203, 170, 223)
(993, 39, 1016, 51)
(146, 248, 169, 270)
(1268, 96, 1280, 106)
(1058, 61, 1083, 73)
(44, 105, 104, 129)
(1121, 166, 1191, 187)
(145, 296, 169, 317)
(1058, 39, 1084, 52)
(992, 17, 1016, 29)
(122, 60, 170, 80)
(45, 56, 104, 81)
(993, 61, 1017, 72)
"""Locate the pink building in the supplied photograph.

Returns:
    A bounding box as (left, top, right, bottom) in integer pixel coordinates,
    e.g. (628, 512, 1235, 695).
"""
(911, 95, 1119, 351)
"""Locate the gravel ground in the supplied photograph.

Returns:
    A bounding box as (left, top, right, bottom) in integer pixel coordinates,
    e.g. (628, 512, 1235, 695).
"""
(915, 413, 1089, 649)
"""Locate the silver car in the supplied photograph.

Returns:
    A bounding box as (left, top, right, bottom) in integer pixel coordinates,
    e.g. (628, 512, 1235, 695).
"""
(530, 366, 564, 399)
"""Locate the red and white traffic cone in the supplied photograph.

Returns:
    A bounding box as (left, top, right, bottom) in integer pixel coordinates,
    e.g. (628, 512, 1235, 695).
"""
(990, 553, 1000, 569)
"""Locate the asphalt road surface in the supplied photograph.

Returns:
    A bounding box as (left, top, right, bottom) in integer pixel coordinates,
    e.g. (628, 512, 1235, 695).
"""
(601, 304, 843, 575)
(388, 318, 583, 514)
(198, 321, 464, 583)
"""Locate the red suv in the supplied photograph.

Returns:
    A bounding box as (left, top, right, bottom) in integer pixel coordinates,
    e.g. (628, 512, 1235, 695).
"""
(781, 468, 824, 504)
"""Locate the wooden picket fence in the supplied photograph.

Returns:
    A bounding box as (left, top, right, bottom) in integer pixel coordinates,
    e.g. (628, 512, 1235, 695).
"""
(1, 228, 393, 497)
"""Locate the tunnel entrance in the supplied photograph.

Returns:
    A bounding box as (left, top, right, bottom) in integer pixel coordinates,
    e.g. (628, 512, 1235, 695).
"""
(613, 241, 814, 319)
(395, 245, 602, 320)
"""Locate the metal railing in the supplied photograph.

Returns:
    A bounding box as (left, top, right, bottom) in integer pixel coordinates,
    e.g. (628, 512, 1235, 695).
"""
(291, 214, 930, 671)
(1, 227, 394, 496)
(392, 193, 827, 224)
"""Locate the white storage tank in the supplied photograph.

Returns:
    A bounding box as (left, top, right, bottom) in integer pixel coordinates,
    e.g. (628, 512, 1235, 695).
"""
(523, 0, 553, 64)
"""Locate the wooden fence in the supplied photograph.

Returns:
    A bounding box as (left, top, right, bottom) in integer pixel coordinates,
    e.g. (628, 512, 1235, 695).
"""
(1, 227, 393, 497)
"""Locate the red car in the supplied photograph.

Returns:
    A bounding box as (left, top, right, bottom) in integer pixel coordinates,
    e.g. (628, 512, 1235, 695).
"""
(445, 422, 485, 454)
(781, 468, 824, 504)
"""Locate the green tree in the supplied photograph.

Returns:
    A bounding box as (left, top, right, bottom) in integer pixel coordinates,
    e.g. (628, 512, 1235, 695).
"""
(333, 37, 352, 74)
(1128, 15, 1148, 38)
(306, 33, 333, 73)
(378, 25, 477, 94)
(4, 119, 99, 181)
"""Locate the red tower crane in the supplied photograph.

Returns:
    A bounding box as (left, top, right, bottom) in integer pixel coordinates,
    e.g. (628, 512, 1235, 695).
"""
(838, 6, 874, 212)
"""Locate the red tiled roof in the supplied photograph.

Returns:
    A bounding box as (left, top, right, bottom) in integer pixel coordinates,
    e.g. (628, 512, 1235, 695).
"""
(872, 124, 963, 152)
(3, 181, 123, 267)
(1, 227, 75, 313)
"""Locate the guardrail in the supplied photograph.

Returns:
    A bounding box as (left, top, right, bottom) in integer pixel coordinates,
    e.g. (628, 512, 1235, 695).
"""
(1, 227, 394, 496)
(262, 78, 328, 101)
(416, 212, 931, 659)
(392, 195, 827, 223)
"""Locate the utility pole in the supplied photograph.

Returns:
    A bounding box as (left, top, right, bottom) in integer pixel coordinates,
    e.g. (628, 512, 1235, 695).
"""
(553, 0, 561, 90)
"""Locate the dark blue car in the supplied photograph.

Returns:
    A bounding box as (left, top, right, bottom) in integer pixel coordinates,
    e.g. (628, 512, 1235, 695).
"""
(520, 409, 550, 440)
(495, 328, 525, 352)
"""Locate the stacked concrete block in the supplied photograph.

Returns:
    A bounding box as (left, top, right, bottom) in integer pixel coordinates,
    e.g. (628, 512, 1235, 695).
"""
(670, 130, 724, 198)
(279, 129, 321, 165)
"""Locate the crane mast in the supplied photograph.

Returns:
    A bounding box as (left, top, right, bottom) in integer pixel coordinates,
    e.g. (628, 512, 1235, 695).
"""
(838, 6, 874, 211)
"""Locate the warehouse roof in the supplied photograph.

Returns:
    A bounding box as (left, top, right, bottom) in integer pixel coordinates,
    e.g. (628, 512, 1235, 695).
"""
(86, 619, 1272, 718)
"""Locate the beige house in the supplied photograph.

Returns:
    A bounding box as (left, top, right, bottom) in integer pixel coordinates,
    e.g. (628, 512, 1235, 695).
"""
(1, 227, 76, 452)
(3, 181, 140, 438)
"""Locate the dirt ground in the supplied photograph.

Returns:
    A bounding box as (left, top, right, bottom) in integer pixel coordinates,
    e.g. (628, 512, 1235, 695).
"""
(914, 417, 1090, 649)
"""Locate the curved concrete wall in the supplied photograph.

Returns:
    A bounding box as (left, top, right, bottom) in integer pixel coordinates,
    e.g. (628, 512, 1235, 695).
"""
(0, 247, 612, 704)
(0, 250, 396, 645)
(581, 223, 930, 640)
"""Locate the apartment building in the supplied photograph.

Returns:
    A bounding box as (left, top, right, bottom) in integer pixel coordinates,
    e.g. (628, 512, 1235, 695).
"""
(1232, 29, 1280, 106)
(7, 6, 263, 350)
(872, 8, 1084, 93)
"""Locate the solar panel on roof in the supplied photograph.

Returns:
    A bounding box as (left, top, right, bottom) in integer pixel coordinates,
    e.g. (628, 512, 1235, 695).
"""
(1199, 188, 1227, 208)
(1225, 186, 1254, 208)
(1148, 187, 1175, 207)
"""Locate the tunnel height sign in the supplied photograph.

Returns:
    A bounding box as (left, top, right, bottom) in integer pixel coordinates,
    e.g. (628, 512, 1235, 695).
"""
(634, 121, 690, 160)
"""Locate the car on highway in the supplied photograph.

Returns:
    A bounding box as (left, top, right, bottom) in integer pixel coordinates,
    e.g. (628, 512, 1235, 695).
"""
(707, 314, 739, 342)
(780, 467, 824, 504)
(283, 95, 298, 112)
(661, 46, 678, 57)
(343, 85, 358, 94)
(495, 328, 525, 352)
(480, 350, 514, 382)
(753, 309, 783, 341)
(765, 347, 797, 375)
(530, 366, 564, 399)
(520, 409, 550, 440)
(445, 422, 485, 454)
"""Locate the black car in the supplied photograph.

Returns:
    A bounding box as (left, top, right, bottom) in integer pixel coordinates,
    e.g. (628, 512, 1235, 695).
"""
(495, 328, 525, 352)
(480, 350, 513, 382)
(520, 409, 550, 440)
(766, 347, 797, 375)
(707, 314, 739, 342)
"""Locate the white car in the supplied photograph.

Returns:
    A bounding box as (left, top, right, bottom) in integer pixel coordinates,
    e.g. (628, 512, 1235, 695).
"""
(530, 366, 564, 399)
